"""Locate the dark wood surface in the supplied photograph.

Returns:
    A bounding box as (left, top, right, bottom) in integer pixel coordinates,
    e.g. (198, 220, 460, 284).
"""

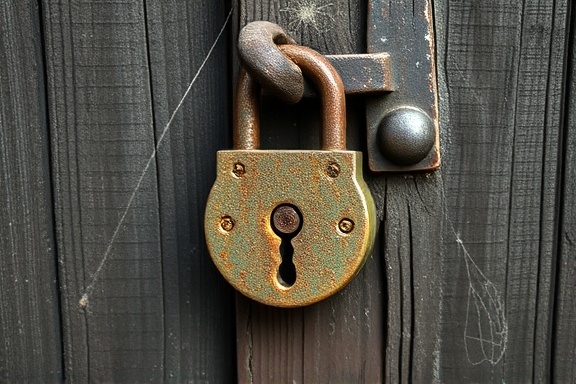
(553, 9, 576, 382)
(43, 1, 164, 381)
(144, 1, 236, 382)
(42, 0, 235, 382)
(0, 0, 575, 382)
(435, 0, 569, 382)
(0, 1, 63, 381)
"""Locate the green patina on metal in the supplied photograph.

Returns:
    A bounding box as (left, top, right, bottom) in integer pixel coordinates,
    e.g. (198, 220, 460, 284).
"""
(204, 150, 376, 307)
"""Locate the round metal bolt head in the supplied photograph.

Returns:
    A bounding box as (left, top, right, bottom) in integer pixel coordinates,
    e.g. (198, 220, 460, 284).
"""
(272, 205, 301, 235)
(377, 107, 435, 165)
(338, 218, 354, 234)
(233, 162, 246, 177)
(326, 162, 340, 178)
(220, 216, 235, 231)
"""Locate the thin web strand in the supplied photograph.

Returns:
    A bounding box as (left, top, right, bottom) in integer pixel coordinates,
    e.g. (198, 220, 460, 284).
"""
(79, 9, 232, 307)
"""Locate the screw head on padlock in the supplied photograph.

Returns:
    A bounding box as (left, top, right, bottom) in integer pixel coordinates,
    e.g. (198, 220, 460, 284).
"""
(204, 45, 376, 308)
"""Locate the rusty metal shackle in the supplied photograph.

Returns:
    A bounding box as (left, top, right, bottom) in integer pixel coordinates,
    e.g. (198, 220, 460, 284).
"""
(233, 45, 346, 151)
(238, 21, 303, 104)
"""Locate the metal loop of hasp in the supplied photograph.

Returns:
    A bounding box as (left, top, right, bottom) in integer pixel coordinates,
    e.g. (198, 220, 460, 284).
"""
(233, 45, 346, 151)
(238, 21, 304, 104)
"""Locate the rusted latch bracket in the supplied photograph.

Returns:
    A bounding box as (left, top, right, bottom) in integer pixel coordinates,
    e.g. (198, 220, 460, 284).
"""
(238, 21, 393, 99)
(305, 53, 393, 97)
(238, 0, 439, 172)
(365, 0, 439, 171)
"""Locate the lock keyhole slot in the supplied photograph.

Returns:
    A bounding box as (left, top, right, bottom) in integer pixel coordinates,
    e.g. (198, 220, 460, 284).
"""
(271, 204, 303, 288)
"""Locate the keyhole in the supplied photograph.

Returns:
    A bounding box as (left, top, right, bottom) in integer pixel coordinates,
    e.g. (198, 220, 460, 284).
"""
(271, 204, 303, 287)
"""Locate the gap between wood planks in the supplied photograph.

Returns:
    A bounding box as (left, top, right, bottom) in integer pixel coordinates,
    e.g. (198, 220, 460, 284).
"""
(78, 8, 233, 309)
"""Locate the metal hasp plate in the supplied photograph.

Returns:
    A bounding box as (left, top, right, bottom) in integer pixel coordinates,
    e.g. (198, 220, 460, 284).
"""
(367, 0, 440, 172)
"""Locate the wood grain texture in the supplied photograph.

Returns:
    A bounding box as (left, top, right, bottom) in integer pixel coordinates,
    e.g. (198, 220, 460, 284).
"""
(143, 1, 236, 382)
(42, 1, 164, 381)
(0, 1, 63, 381)
(238, 0, 365, 55)
(435, 0, 568, 382)
(553, 8, 576, 382)
(375, 173, 443, 384)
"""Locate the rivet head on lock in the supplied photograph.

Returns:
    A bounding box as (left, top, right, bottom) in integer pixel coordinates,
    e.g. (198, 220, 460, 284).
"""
(205, 45, 376, 308)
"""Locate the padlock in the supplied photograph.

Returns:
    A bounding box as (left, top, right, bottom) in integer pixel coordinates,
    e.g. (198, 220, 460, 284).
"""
(204, 45, 376, 307)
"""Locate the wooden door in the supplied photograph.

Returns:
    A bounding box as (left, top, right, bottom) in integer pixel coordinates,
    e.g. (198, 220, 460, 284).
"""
(0, 0, 575, 382)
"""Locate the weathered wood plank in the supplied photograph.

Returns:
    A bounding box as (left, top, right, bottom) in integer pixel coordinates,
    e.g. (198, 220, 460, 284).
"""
(552, 12, 576, 382)
(143, 1, 237, 382)
(0, 1, 63, 381)
(374, 173, 443, 384)
(42, 1, 164, 381)
(528, 2, 570, 381)
(236, 1, 384, 383)
(434, 0, 568, 382)
(236, 254, 383, 383)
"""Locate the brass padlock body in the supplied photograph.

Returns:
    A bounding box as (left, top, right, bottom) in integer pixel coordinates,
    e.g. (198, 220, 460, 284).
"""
(205, 45, 376, 307)
(205, 150, 376, 307)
